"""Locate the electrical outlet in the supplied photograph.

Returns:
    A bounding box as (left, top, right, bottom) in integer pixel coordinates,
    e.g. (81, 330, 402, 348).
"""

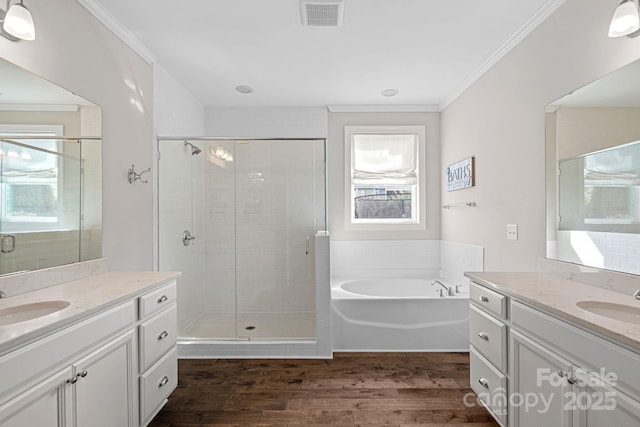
(507, 224, 518, 240)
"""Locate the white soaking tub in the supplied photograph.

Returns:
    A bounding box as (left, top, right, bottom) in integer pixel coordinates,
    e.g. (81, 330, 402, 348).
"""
(331, 278, 469, 351)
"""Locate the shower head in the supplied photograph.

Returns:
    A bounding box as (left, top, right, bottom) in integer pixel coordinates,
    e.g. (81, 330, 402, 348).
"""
(184, 141, 201, 155)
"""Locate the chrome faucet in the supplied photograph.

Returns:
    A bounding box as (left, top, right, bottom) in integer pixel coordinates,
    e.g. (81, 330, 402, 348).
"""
(0, 290, 6, 298)
(634, 290, 640, 300)
(431, 280, 454, 296)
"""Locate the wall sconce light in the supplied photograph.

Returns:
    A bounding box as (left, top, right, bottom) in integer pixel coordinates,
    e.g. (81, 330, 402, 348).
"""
(609, 0, 640, 37)
(1, 0, 35, 41)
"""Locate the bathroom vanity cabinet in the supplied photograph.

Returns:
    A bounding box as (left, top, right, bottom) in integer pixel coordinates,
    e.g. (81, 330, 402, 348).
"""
(0, 275, 178, 427)
(468, 276, 640, 427)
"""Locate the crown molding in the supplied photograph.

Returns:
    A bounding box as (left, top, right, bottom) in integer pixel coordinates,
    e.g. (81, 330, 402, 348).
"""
(0, 104, 79, 112)
(77, 0, 156, 64)
(439, 0, 568, 110)
(327, 105, 441, 113)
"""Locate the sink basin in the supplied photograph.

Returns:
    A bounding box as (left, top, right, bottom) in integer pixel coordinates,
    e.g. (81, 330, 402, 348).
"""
(0, 301, 70, 326)
(576, 301, 640, 325)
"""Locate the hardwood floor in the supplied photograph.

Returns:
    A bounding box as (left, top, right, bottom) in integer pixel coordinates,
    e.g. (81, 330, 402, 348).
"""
(148, 352, 499, 426)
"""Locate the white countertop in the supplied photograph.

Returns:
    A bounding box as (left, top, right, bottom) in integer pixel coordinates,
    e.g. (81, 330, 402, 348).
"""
(0, 271, 180, 352)
(465, 272, 640, 352)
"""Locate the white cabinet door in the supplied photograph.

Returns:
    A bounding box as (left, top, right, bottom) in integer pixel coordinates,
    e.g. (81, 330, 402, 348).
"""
(0, 368, 72, 427)
(510, 330, 573, 427)
(73, 330, 136, 427)
(573, 374, 640, 427)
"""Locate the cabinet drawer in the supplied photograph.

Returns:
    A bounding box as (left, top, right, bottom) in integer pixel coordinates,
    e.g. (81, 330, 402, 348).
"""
(139, 305, 177, 372)
(469, 305, 507, 372)
(470, 346, 507, 426)
(140, 346, 177, 426)
(470, 282, 507, 319)
(139, 281, 177, 320)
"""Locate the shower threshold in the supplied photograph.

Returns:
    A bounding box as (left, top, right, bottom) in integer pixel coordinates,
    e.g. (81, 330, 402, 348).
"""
(180, 311, 316, 341)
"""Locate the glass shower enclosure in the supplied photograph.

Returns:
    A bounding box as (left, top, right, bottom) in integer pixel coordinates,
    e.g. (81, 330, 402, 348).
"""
(0, 137, 102, 275)
(157, 138, 326, 342)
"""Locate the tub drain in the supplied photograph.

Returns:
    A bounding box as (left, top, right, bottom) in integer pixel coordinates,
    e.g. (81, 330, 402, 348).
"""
(245, 325, 256, 331)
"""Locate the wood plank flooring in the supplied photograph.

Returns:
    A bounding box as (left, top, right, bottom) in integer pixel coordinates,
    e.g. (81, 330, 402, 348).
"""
(148, 352, 499, 426)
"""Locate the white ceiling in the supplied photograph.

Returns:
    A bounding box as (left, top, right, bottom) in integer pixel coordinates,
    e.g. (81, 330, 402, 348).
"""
(85, 0, 562, 109)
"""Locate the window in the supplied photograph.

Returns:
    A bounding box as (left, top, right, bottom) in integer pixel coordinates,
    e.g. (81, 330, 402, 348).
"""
(0, 125, 64, 231)
(558, 139, 640, 232)
(345, 125, 425, 228)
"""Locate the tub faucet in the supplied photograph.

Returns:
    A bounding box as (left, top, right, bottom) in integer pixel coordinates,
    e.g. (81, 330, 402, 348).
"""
(431, 280, 453, 296)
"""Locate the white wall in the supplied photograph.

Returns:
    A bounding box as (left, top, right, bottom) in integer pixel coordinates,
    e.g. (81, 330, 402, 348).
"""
(154, 65, 205, 137)
(1, 0, 154, 271)
(328, 112, 441, 240)
(205, 107, 327, 138)
(440, 0, 640, 271)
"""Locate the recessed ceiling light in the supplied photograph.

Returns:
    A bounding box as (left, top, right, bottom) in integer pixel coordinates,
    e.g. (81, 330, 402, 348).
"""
(381, 88, 399, 97)
(235, 85, 254, 94)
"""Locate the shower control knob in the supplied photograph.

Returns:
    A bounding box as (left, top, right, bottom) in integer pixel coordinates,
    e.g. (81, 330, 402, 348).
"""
(182, 230, 196, 246)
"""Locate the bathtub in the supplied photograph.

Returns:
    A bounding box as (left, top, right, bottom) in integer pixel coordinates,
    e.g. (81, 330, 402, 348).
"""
(331, 278, 469, 351)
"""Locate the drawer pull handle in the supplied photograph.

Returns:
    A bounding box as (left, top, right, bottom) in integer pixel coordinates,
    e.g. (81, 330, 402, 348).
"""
(478, 332, 489, 341)
(66, 376, 78, 384)
(478, 377, 489, 389)
(79, 370, 88, 378)
(158, 330, 169, 341)
(158, 376, 169, 387)
(157, 295, 168, 304)
(480, 296, 489, 302)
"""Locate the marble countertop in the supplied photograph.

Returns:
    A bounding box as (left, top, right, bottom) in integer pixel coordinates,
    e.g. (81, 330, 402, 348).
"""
(465, 272, 640, 352)
(0, 271, 180, 352)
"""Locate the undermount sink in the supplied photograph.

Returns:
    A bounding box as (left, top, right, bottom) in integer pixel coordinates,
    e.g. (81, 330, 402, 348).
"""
(576, 300, 640, 325)
(0, 301, 71, 326)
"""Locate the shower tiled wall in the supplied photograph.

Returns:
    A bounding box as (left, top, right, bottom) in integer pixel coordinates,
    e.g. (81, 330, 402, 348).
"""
(555, 230, 640, 276)
(202, 140, 324, 316)
(158, 140, 206, 332)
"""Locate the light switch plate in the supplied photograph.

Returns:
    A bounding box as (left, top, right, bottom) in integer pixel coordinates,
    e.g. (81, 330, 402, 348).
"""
(507, 224, 518, 240)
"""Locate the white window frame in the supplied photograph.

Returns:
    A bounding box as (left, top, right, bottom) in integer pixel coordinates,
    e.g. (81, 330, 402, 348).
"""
(344, 125, 426, 231)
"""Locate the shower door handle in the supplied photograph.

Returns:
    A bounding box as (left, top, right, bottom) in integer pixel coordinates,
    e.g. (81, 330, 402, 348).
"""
(306, 236, 310, 255)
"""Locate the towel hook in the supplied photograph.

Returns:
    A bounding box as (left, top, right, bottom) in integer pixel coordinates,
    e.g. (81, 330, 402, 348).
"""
(128, 164, 151, 184)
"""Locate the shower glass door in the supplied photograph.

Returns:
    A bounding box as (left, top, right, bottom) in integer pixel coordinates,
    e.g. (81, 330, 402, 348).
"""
(158, 138, 325, 342)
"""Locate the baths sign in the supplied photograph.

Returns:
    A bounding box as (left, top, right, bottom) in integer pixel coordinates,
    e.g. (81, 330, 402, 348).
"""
(446, 157, 474, 192)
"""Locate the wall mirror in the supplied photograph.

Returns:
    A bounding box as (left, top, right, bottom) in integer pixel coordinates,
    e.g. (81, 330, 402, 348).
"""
(546, 59, 640, 275)
(0, 58, 102, 275)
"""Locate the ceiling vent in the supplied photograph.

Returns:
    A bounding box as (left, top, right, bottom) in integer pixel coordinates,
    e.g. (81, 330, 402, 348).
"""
(300, 0, 344, 27)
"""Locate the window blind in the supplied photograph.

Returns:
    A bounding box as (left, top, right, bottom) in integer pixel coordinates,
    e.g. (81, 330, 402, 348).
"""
(352, 133, 417, 184)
